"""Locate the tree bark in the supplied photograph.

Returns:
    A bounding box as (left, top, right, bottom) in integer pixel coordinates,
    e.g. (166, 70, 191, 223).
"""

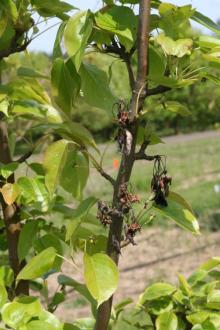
(0, 117, 29, 297)
(94, 1, 151, 329)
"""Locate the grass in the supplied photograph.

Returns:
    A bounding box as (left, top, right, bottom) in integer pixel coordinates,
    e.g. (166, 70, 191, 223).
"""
(86, 133, 220, 229)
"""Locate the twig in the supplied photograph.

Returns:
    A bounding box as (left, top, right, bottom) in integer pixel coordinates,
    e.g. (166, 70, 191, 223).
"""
(16, 150, 33, 164)
(146, 85, 171, 96)
(135, 140, 160, 161)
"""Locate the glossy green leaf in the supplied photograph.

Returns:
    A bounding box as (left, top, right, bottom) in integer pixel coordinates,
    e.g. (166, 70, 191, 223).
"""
(18, 220, 40, 262)
(153, 192, 200, 234)
(178, 274, 192, 296)
(0, 183, 20, 206)
(83, 253, 119, 306)
(0, 266, 13, 287)
(187, 311, 211, 325)
(2, 297, 42, 329)
(0, 162, 18, 179)
(140, 283, 176, 303)
(0, 96, 9, 117)
(18, 176, 50, 212)
(51, 58, 80, 114)
(0, 284, 7, 310)
(44, 139, 71, 195)
(156, 312, 178, 330)
(65, 197, 97, 241)
(156, 34, 193, 57)
(17, 247, 56, 280)
(207, 290, 220, 310)
(95, 5, 137, 52)
(64, 11, 93, 70)
(60, 150, 89, 200)
(80, 63, 116, 111)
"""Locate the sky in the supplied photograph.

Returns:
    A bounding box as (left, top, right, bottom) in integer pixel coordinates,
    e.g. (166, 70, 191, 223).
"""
(28, 0, 220, 53)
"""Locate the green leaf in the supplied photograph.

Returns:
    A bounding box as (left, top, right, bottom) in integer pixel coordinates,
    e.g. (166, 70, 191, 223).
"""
(149, 45, 166, 79)
(207, 290, 220, 310)
(156, 312, 178, 330)
(51, 58, 80, 114)
(18, 220, 40, 262)
(18, 176, 50, 212)
(0, 284, 7, 310)
(83, 253, 119, 306)
(197, 36, 220, 49)
(95, 5, 137, 52)
(0, 266, 13, 287)
(0, 183, 20, 205)
(31, 0, 76, 18)
(0, 96, 9, 117)
(17, 67, 48, 80)
(156, 34, 193, 57)
(34, 234, 63, 271)
(199, 258, 220, 272)
(162, 101, 191, 116)
(53, 22, 66, 61)
(44, 139, 71, 196)
(26, 321, 55, 330)
(192, 11, 220, 36)
(60, 150, 89, 200)
(64, 11, 93, 70)
(140, 283, 176, 303)
(58, 275, 96, 312)
(64, 122, 98, 151)
(0, 0, 18, 23)
(65, 197, 97, 241)
(0, 162, 18, 179)
(153, 191, 200, 234)
(17, 247, 56, 280)
(1, 297, 42, 329)
(12, 100, 62, 123)
(178, 274, 192, 296)
(80, 63, 116, 111)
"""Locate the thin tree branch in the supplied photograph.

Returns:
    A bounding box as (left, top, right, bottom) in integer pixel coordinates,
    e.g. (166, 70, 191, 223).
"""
(135, 140, 160, 160)
(16, 150, 33, 164)
(146, 85, 171, 96)
(97, 167, 115, 186)
(129, 0, 151, 120)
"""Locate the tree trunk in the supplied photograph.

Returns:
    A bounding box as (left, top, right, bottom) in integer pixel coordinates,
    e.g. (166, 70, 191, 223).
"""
(0, 118, 29, 297)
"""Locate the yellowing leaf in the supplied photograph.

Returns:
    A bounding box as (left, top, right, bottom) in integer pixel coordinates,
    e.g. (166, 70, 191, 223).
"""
(0, 183, 20, 205)
(156, 34, 193, 57)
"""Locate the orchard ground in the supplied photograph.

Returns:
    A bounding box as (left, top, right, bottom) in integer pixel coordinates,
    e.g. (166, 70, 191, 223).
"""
(51, 130, 220, 321)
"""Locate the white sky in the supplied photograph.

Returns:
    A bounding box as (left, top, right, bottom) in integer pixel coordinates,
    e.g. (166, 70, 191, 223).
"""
(28, 0, 220, 53)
